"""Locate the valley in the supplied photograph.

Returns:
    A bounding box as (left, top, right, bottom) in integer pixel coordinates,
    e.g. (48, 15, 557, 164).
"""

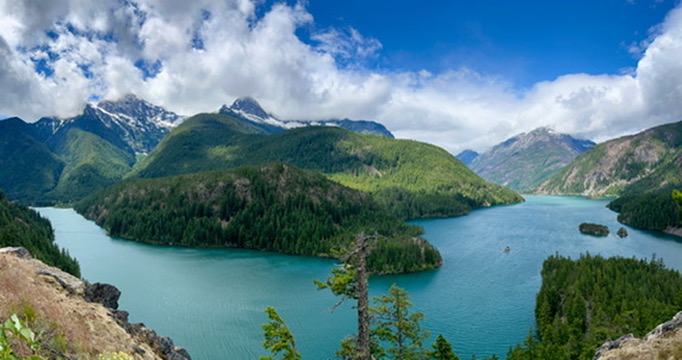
(37, 195, 682, 359)
(3, 2, 682, 359)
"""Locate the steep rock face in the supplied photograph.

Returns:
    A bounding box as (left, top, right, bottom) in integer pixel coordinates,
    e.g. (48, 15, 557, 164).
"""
(218, 96, 395, 137)
(0, 247, 190, 360)
(594, 311, 682, 360)
(469, 127, 594, 191)
(536, 120, 682, 197)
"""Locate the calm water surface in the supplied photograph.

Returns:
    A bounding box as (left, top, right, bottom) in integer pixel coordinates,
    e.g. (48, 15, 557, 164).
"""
(37, 196, 682, 359)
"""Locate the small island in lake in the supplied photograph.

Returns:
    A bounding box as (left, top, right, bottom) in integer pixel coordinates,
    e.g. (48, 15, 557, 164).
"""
(617, 227, 629, 238)
(579, 223, 610, 236)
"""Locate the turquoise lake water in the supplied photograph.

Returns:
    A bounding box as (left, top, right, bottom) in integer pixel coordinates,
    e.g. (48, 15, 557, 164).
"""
(37, 195, 682, 359)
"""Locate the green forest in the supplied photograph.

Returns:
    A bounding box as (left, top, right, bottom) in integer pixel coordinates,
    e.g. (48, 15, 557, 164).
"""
(0, 190, 80, 277)
(608, 187, 682, 232)
(76, 163, 441, 274)
(507, 253, 682, 360)
(130, 114, 523, 220)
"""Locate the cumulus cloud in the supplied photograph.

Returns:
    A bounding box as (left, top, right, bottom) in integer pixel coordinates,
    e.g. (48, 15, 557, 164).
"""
(1, 0, 682, 154)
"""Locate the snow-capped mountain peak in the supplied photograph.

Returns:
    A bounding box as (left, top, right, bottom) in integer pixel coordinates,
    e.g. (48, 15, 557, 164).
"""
(97, 94, 185, 129)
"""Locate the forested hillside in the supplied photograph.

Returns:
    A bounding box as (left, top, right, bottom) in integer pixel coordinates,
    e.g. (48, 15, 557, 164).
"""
(77, 163, 441, 274)
(507, 254, 682, 360)
(0, 95, 178, 205)
(536, 120, 682, 197)
(607, 188, 682, 235)
(130, 113, 523, 219)
(0, 118, 65, 204)
(0, 190, 80, 276)
(44, 128, 137, 202)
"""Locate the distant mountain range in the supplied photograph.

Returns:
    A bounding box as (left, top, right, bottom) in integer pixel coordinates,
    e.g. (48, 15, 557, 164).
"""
(0, 95, 394, 205)
(218, 96, 394, 137)
(459, 127, 595, 192)
(455, 149, 479, 166)
(0, 95, 182, 204)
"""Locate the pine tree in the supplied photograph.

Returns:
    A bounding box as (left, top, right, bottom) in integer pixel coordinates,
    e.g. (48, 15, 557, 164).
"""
(430, 334, 459, 360)
(260, 306, 301, 360)
(371, 284, 429, 360)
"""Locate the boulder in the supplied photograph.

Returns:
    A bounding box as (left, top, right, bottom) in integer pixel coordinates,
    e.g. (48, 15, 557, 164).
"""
(85, 282, 122, 310)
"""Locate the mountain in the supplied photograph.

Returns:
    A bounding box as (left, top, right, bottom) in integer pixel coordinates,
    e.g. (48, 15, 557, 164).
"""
(0, 95, 183, 204)
(130, 112, 523, 219)
(455, 149, 479, 166)
(0, 118, 65, 204)
(469, 127, 595, 192)
(45, 127, 136, 202)
(34, 94, 183, 155)
(218, 96, 395, 138)
(77, 163, 442, 274)
(536, 120, 682, 197)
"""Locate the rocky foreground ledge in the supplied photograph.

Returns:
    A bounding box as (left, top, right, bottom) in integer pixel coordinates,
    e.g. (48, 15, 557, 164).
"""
(594, 311, 682, 359)
(0, 247, 191, 360)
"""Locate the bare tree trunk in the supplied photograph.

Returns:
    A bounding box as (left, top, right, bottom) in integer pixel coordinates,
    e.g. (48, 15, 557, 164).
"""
(355, 233, 371, 360)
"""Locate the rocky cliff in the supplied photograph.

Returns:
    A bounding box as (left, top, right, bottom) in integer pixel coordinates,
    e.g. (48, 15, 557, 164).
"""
(0, 247, 190, 360)
(594, 311, 682, 359)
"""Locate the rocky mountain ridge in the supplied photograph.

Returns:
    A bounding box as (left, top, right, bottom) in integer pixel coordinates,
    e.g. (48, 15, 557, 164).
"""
(33, 94, 184, 155)
(466, 127, 595, 191)
(218, 96, 395, 137)
(0, 94, 394, 205)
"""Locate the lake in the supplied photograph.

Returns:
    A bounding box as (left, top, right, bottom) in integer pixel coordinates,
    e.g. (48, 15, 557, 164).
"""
(37, 195, 682, 359)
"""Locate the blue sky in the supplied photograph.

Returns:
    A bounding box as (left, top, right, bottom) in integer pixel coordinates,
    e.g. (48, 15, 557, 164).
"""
(304, 0, 675, 86)
(1, 0, 682, 153)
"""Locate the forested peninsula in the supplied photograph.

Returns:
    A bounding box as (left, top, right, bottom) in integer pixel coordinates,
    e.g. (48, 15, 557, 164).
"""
(76, 163, 441, 274)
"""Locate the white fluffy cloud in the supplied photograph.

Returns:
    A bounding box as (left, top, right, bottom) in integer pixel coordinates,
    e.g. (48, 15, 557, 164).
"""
(1, 0, 682, 154)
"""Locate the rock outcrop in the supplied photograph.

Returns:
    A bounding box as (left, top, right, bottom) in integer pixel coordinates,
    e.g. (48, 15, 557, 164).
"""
(594, 311, 682, 359)
(0, 246, 191, 360)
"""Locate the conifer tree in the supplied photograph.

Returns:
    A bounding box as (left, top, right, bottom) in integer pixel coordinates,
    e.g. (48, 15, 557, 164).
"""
(430, 334, 459, 360)
(371, 284, 429, 360)
(260, 306, 301, 360)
